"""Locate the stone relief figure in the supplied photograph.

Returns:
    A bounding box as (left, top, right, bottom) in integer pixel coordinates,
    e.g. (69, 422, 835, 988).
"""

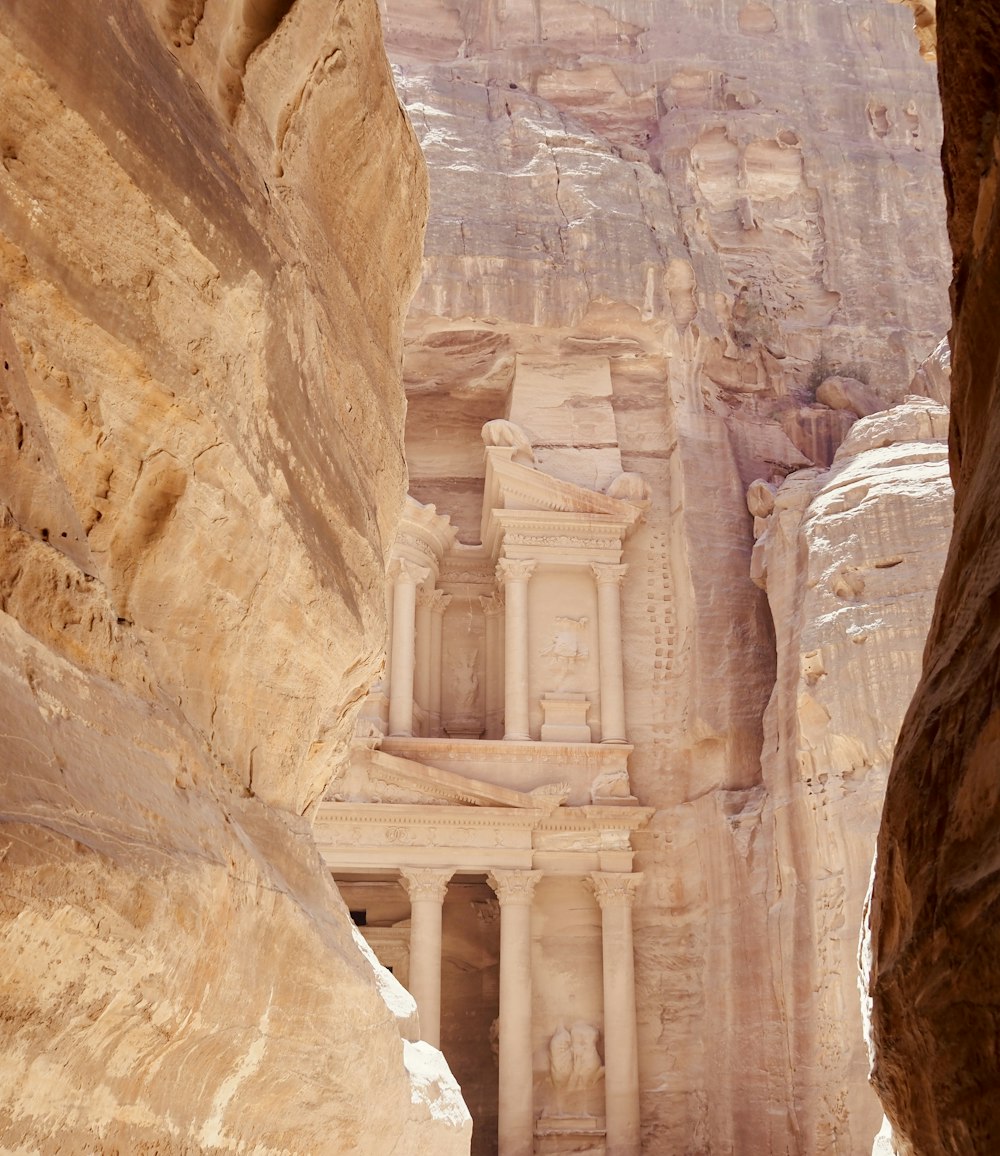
(542, 616, 589, 690)
(445, 648, 484, 738)
(455, 648, 480, 711)
(548, 1025, 575, 1088)
(568, 1022, 604, 1090)
(549, 1022, 605, 1091)
(590, 766, 632, 803)
(606, 470, 651, 506)
(481, 418, 534, 465)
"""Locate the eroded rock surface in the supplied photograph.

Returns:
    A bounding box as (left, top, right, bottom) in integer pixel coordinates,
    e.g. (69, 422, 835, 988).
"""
(753, 399, 952, 1153)
(383, 0, 952, 1150)
(0, 2, 470, 1152)
(867, 6, 1000, 1153)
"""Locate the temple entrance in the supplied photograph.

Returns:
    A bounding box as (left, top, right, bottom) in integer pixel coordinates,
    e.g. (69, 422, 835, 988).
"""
(338, 873, 501, 1154)
(440, 876, 500, 1156)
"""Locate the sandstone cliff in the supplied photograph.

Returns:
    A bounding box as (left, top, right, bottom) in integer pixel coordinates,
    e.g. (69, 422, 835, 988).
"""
(867, 4, 1000, 1152)
(0, 2, 469, 1151)
(385, 0, 952, 1149)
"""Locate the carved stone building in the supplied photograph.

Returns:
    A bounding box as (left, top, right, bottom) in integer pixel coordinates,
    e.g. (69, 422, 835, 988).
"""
(316, 406, 653, 1156)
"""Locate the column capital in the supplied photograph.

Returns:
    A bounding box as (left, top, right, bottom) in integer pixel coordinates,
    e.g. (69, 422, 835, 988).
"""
(488, 868, 542, 907)
(416, 586, 436, 610)
(400, 866, 454, 904)
(429, 589, 452, 615)
(591, 563, 629, 587)
(496, 557, 536, 586)
(479, 592, 505, 616)
(393, 559, 431, 587)
(589, 872, 643, 910)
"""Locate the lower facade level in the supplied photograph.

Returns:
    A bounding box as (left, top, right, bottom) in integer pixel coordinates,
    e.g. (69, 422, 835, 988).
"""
(314, 738, 652, 1156)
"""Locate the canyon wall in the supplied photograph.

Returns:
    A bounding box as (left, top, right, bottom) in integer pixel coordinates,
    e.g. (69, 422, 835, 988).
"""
(867, 4, 1000, 1152)
(384, 0, 953, 1149)
(0, 1, 470, 1152)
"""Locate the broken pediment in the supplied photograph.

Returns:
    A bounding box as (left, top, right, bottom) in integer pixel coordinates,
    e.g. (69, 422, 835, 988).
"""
(328, 744, 569, 808)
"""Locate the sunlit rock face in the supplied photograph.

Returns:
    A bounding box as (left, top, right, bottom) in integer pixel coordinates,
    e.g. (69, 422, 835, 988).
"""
(753, 398, 952, 1154)
(867, 6, 1000, 1153)
(384, 0, 952, 1150)
(0, 2, 471, 1152)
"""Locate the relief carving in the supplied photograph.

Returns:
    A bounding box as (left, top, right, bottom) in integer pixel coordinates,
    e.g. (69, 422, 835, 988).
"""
(549, 1022, 605, 1091)
(590, 766, 632, 803)
(482, 418, 534, 465)
(542, 616, 590, 691)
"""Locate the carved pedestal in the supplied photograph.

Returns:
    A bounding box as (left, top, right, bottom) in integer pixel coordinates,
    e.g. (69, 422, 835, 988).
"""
(540, 693, 592, 743)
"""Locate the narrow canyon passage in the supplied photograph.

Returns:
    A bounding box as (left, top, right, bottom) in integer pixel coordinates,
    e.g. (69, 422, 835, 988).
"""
(0, 0, 977, 1153)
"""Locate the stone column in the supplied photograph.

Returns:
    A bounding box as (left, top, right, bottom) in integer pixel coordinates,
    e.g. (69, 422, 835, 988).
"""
(429, 590, 451, 737)
(488, 869, 542, 1156)
(480, 593, 504, 740)
(376, 569, 396, 706)
(591, 563, 629, 744)
(389, 560, 429, 737)
(400, 867, 454, 1049)
(414, 586, 434, 727)
(590, 872, 643, 1156)
(496, 559, 536, 741)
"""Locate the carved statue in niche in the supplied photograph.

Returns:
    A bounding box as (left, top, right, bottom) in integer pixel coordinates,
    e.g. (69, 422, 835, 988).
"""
(548, 1022, 605, 1096)
(445, 647, 483, 738)
(542, 616, 589, 691)
(456, 647, 480, 710)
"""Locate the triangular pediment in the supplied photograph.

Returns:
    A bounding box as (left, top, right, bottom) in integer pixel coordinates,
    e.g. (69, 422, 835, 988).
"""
(486, 450, 642, 517)
(327, 744, 568, 808)
(480, 450, 646, 557)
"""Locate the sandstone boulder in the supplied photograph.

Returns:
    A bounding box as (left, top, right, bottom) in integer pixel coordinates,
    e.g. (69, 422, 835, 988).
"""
(816, 374, 883, 418)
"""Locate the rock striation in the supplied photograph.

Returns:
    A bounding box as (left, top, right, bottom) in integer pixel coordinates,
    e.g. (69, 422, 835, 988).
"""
(866, 5, 1000, 1153)
(0, 2, 470, 1152)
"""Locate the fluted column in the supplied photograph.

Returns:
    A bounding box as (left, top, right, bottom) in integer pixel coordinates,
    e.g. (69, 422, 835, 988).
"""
(429, 590, 451, 737)
(590, 872, 643, 1156)
(480, 593, 504, 740)
(489, 869, 542, 1156)
(414, 586, 434, 729)
(591, 563, 629, 744)
(496, 559, 536, 741)
(400, 867, 454, 1049)
(389, 560, 430, 737)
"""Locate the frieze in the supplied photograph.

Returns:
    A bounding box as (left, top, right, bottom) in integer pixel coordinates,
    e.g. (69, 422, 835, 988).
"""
(504, 532, 622, 550)
(393, 534, 439, 565)
(438, 570, 494, 586)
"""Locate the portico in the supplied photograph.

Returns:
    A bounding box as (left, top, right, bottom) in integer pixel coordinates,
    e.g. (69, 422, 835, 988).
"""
(315, 744, 651, 1156)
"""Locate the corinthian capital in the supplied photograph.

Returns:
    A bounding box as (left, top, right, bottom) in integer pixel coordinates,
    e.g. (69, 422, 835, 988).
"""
(393, 560, 431, 587)
(400, 867, 454, 904)
(496, 558, 536, 586)
(590, 563, 629, 587)
(589, 872, 643, 910)
(429, 589, 452, 614)
(488, 868, 542, 907)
